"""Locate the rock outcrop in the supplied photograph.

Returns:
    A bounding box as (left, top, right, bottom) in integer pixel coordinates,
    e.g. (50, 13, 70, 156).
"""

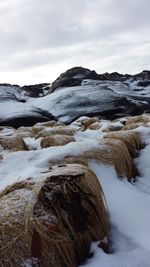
(1, 66, 150, 128)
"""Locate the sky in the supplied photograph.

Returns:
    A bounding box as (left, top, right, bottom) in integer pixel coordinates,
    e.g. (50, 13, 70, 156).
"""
(0, 0, 150, 85)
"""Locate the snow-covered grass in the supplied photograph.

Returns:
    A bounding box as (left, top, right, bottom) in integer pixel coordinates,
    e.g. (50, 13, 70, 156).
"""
(1, 122, 150, 266)
(81, 126, 150, 267)
(0, 139, 102, 191)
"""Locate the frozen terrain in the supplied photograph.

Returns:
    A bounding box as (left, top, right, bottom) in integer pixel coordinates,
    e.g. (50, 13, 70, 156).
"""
(1, 67, 150, 127)
(0, 118, 150, 266)
(1, 67, 150, 266)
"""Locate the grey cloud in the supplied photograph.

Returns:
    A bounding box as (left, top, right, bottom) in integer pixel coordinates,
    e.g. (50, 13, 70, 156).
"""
(0, 0, 149, 83)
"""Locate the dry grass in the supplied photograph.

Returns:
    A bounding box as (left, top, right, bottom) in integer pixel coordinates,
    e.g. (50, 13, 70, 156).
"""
(32, 121, 65, 135)
(125, 114, 150, 125)
(71, 116, 91, 127)
(101, 124, 123, 132)
(81, 117, 99, 131)
(34, 120, 65, 128)
(32, 125, 46, 135)
(0, 129, 35, 152)
(0, 136, 26, 151)
(122, 122, 148, 131)
(86, 122, 101, 130)
(41, 134, 75, 148)
(0, 164, 108, 267)
(50, 140, 136, 181)
(35, 126, 76, 139)
(103, 130, 144, 157)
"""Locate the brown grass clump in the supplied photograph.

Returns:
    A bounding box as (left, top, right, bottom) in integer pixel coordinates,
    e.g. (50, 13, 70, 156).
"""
(0, 129, 35, 151)
(103, 130, 144, 157)
(71, 116, 91, 127)
(39, 121, 65, 127)
(103, 139, 138, 179)
(32, 121, 65, 135)
(125, 114, 150, 125)
(34, 120, 65, 128)
(0, 164, 108, 267)
(16, 126, 32, 132)
(32, 125, 46, 135)
(81, 117, 100, 131)
(122, 122, 148, 131)
(101, 123, 123, 132)
(16, 131, 34, 139)
(86, 122, 101, 130)
(50, 140, 136, 181)
(0, 136, 26, 151)
(36, 126, 76, 139)
(41, 134, 75, 148)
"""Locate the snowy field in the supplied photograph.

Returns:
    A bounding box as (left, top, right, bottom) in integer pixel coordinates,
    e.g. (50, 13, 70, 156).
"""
(0, 119, 150, 266)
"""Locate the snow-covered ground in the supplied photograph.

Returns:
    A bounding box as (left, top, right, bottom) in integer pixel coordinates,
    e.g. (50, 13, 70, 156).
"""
(81, 126, 150, 267)
(1, 120, 150, 266)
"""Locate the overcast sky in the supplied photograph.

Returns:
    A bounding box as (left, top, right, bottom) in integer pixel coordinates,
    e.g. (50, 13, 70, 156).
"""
(0, 0, 150, 85)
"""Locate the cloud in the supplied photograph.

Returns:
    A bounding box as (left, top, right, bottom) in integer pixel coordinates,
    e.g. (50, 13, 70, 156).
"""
(0, 0, 150, 84)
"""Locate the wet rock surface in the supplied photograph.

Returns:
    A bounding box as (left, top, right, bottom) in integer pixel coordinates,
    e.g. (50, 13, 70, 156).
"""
(1, 67, 150, 127)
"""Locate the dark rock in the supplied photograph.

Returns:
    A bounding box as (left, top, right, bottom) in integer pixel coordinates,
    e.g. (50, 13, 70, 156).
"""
(50, 67, 149, 93)
(137, 80, 150, 87)
(22, 83, 49, 97)
(133, 70, 150, 81)
(0, 108, 57, 128)
(98, 72, 124, 81)
(49, 67, 100, 92)
(1, 66, 150, 128)
(0, 116, 49, 128)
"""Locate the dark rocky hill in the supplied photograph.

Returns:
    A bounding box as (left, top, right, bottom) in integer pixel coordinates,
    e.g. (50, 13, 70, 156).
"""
(0, 66, 150, 127)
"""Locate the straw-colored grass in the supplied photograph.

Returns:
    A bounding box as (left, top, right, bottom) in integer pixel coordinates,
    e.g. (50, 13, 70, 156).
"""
(0, 164, 108, 267)
(0, 129, 35, 152)
(32, 125, 46, 135)
(103, 130, 144, 157)
(34, 120, 65, 128)
(36, 126, 76, 139)
(71, 116, 91, 127)
(41, 134, 75, 148)
(32, 121, 65, 135)
(50, 140, 136, 181)
(81, 117, 99, 131)
(122, 122, 148, 131)
(0, 136, 26, 151)
(125, 114, 150, 125)
(86, 122, 101, 130)
(101, 124, 123, 132)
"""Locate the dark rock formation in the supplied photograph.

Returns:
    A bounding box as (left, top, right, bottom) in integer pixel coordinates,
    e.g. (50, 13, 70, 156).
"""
(49, 67, 100, 92)
(1, 66, 150, 128)
(22, 83, 49, 97)
(0, 108, 57, 128)
(137, 80, 150, 87)
(49, 67, 150, 93)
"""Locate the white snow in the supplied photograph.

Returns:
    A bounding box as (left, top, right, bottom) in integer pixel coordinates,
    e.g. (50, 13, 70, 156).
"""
(1, 122, 150, 266)
(80, 126, 150, 267)
(23, 137, 42, 150)
(0, 139, 101, 191)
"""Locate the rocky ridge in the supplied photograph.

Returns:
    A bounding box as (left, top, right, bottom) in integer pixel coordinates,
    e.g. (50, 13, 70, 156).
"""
(1, 66, 150, 128)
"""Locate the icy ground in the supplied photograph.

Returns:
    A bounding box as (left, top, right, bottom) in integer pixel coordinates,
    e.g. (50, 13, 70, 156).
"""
(0, 123, 150, 266)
